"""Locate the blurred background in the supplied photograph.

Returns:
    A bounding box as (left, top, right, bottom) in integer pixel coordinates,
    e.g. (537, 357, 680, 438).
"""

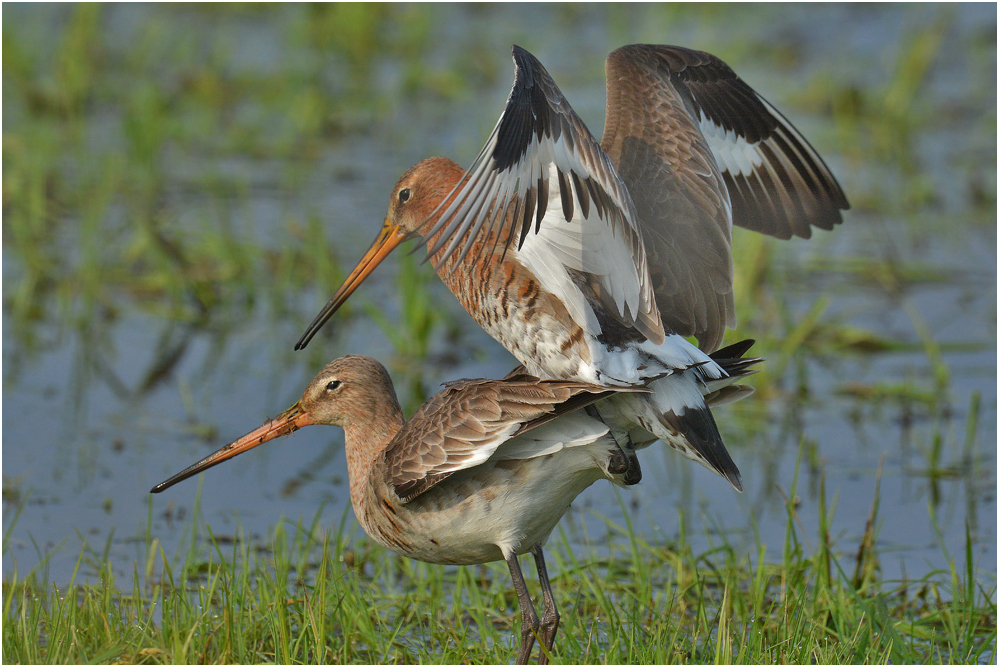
(3, 4, 995, 591)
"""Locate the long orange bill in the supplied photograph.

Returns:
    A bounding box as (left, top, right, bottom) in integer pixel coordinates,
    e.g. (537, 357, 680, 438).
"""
(294, 222, 408, 351)
(150, 403, 315, 494)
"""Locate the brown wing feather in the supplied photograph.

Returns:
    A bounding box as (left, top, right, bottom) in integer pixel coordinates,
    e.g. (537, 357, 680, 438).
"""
(602, 45, 849, 352)
(603, 45, 735, 352)
(653, 46, 848, 238)
(384, 377, 639, 502)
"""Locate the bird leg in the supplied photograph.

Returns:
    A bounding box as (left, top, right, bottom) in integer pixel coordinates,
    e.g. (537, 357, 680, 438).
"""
(620, 440, 642, 485)
(505, 552, 540, 664)
(531, 545, 560, 665)
(605, 446, 631, 475)
(586, 406, 642, 485)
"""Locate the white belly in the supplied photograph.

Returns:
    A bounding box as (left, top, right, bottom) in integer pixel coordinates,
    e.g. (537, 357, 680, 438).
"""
(361, 434, 621, 565)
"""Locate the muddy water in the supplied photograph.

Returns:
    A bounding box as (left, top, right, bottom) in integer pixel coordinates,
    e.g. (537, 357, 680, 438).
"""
(3, 4, 995, 588)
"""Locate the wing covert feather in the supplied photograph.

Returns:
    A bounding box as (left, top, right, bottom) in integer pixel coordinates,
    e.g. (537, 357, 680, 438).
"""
(384, 375, 643, 502)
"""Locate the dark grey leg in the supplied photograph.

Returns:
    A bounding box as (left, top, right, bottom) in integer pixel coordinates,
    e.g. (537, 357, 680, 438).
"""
(621, 434, 642, 485)
(587, 406, 641, 483)
(606, 438, 642, 484)
(505, 552, 540, 664)
(606, 445, 631, 474)
(531, 546, 560, 664)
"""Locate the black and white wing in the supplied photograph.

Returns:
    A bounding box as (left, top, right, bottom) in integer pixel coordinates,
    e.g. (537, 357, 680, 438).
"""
(421, 45, 666, 345)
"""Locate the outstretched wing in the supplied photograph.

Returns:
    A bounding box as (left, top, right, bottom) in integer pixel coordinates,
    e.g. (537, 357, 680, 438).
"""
(602, 44, 849, 351)
(420, 45, 665, 345)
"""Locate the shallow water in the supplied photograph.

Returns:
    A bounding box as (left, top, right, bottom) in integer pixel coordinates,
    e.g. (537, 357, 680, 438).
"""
(3, 4, 996, 591)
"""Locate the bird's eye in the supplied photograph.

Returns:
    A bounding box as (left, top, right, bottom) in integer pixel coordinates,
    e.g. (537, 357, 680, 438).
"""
(398, 188, 411, 203)
(326, 380, 341, 392)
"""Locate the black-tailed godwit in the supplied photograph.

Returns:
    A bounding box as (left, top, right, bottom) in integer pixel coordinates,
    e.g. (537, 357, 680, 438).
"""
(295, 44, 847, 491)
(152, 343, 759, 663)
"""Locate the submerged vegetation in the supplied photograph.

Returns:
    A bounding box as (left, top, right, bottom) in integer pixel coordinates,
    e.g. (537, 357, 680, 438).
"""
(3, 3, 995, 664)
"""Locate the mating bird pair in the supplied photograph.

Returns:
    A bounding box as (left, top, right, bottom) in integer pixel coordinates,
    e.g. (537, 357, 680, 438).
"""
(153, 44, 847, 663)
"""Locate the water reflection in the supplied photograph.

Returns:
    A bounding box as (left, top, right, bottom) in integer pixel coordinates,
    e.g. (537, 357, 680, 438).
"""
(2, 4, 995, 590)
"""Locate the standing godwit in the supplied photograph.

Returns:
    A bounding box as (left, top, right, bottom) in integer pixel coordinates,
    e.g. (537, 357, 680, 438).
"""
(294, 44, 847, 491)
(152, 344, 759, 663)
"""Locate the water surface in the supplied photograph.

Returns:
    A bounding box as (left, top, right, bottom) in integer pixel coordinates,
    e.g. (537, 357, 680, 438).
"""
(3, 4, 995, 591)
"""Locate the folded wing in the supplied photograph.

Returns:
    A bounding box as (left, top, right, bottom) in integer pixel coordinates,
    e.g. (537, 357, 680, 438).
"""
(384, 376, 641, 502)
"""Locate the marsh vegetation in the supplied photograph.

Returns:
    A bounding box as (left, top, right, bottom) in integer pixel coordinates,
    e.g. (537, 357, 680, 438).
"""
(3, 4, 995, 663)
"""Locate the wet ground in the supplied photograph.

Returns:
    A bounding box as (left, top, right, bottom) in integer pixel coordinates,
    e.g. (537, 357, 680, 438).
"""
(3, 4, 996, 591)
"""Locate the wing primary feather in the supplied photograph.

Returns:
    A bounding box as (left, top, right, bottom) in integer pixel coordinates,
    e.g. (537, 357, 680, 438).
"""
(758, 141, 808, 229)
(557, 168, 574, 222)
(585, 176, 606, 219)
(767, 126, 823, 200)
(534, 173, 549, 233)
(499, 188, 525, 263)
(570, 170, 590, 218)
(420, 137, 496, 250)
(488, 187, 519, 262)
(518, 185, 537, 250)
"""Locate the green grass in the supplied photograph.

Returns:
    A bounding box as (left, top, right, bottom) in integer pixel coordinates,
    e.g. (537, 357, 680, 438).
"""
(3, 470, 995, 664)
(1, 4, 470, 348)
(2, 4, 995, 664)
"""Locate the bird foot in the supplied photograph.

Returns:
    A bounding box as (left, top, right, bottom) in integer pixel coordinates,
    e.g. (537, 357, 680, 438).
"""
(607, 447, 629, 474)
(623, 457, 642, 485)
(536, 611, 560, 664)
(516, 625, 539, 664)
(607, 448, 642, 485)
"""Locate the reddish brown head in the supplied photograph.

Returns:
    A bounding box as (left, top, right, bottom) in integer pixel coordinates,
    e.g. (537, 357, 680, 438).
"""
(295, 157, 466, 350)
(386, 157, 466, 235)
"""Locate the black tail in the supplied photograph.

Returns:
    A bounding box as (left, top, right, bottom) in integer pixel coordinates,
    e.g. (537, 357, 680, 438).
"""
(648, 339, 762, 492)
(710, 338, 763, 378)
